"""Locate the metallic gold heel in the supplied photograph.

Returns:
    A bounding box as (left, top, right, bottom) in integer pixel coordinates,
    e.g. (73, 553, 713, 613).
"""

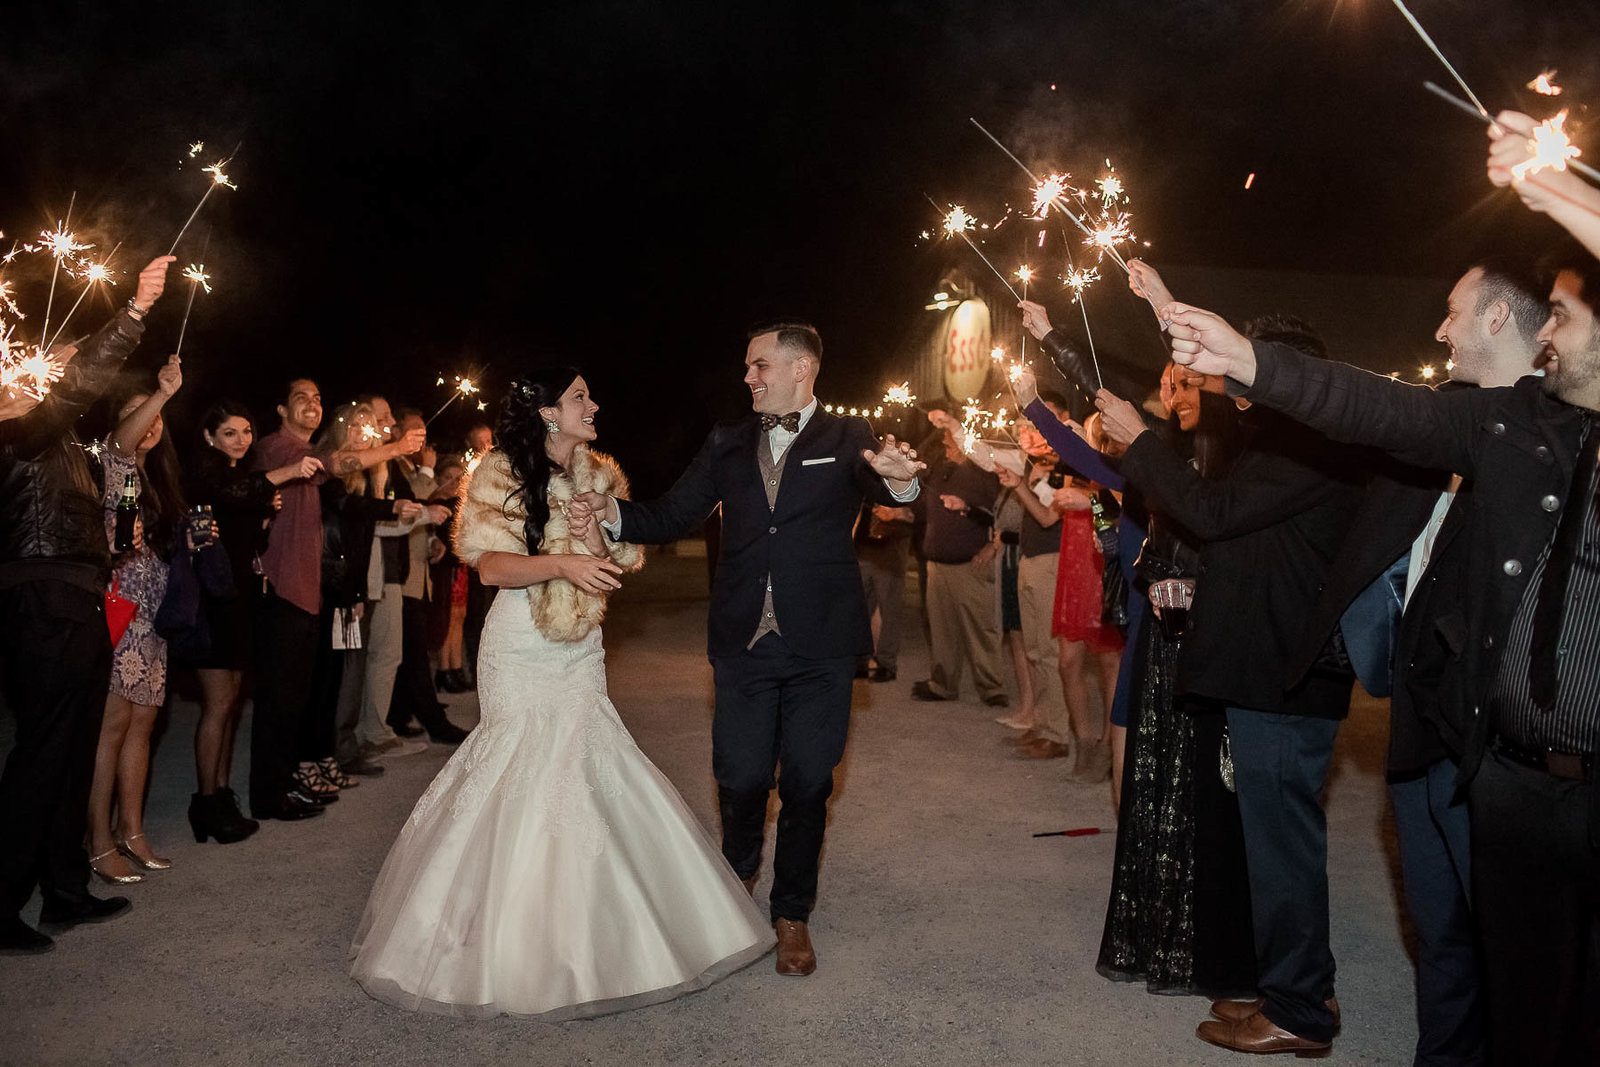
(115, 833, 172, 871)
(89, 847, 144, 885)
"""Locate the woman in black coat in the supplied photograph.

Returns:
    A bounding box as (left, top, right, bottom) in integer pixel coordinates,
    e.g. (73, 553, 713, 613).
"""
(182, 401, 323, 843)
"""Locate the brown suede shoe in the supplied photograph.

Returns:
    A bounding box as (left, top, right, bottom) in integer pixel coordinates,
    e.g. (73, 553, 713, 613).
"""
(773, 919, 817, 976)
(1006, 729, 1043, 746)
(1197, 1010, 1331, 1057)
(1211, 996, 1340, 1028)
(1015, 738, 1071, 760)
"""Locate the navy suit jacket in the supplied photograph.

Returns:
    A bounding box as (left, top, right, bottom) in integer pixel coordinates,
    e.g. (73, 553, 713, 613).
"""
(618, 408, 903, 659)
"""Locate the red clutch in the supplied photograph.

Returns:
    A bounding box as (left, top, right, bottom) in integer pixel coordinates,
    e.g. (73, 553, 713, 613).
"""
(105, 576, 137, 647)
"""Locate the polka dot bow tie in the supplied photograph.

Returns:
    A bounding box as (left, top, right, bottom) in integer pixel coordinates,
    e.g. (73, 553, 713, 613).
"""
(759, 412, 802, 433)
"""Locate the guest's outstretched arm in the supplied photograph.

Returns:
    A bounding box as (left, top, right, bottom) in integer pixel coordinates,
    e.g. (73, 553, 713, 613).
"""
(1014, 367, 1124, 489)
(1161, 303, 1500, 479)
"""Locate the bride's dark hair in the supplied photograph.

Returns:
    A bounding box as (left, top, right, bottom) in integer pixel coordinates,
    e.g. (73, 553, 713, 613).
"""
(497, 366, 582, 554)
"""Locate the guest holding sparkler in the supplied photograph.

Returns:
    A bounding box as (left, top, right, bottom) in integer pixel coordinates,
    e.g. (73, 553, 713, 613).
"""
(183, 402, 323, 842)
(1099, 306, 1367, 1056)
(86, 359, 188, 882)
(249, 378, 422, 822)
(0, 256, 172, 954)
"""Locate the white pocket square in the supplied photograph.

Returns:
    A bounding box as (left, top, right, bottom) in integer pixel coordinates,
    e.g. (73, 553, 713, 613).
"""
(800, 456, 836, 466)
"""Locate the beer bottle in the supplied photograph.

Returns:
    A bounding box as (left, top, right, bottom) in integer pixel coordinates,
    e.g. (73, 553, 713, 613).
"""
(113, 473, 139, 552)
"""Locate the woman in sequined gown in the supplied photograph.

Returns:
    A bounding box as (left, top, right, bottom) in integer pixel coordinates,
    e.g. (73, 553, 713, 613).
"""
(1095, 383, 1257, 999)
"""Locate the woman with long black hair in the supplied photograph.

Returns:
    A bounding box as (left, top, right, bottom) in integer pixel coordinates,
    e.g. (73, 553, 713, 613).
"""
(352, 367, 773, 1018)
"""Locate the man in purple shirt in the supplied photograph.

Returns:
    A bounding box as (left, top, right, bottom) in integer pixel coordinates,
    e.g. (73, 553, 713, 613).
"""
(249, 378, 423, 820)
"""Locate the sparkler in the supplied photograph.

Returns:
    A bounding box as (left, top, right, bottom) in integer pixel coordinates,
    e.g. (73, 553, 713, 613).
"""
(0, 323, 66, 401)
(1061, 252, 1105, 392)
(168, 154, 239, 255)
(1528, 71, 1562, 97)
(427, 372, 484, 425)
(31, 193, 85, 362)
(926, 195, 1021, 300)
(43, 242, 122, 356)
(1422, 81, 1600, 184)
(1389, 0, 1489, 117)
(174, 263, 213, 358)
(882, 382, 917, 406)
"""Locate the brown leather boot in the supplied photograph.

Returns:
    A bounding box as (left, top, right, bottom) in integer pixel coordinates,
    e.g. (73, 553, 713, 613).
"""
(773, 919, 816, 976)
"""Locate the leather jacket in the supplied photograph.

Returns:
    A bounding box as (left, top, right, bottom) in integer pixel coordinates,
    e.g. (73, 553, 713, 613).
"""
(0, 309, 145, 589)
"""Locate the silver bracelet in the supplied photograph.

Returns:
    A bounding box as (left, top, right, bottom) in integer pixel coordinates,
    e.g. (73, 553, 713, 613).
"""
(125, 298, 148, 321)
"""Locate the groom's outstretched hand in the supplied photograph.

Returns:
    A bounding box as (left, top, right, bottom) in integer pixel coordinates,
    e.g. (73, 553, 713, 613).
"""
(574, 491, 619, 528)
(864, 434, 926, 483)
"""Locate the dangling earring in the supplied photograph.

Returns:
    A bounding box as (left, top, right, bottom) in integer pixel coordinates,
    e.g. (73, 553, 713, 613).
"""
(545, 420, 560, 435)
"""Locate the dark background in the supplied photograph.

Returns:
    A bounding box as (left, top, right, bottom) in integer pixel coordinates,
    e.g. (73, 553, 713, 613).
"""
(4, 0, 1598, 491)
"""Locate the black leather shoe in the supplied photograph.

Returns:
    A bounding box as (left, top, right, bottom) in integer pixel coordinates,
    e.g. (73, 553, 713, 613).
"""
(0, 916, 54, 954)
(425, 720, 470, 745)
(392, 722, 425, 738)
(854, 663, 871, 679)
(868, 667, 897, 682)
(258, 793, 327, 820)
(38, 894, 131, 932)
(982, 693, 1010, 708)
(910, 680, 949, 701)
(339, 756, 386, 777)
(288, 787, 337, 806)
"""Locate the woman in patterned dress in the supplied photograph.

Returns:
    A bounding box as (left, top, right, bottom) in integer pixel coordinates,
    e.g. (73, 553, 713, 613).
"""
(86, 355, 187, 883)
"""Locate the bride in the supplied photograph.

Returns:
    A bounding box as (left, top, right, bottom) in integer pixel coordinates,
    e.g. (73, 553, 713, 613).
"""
(350, 368, 774, 1019)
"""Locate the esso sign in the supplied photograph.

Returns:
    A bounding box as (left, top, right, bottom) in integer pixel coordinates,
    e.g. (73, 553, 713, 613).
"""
(942, 299, 992, 401)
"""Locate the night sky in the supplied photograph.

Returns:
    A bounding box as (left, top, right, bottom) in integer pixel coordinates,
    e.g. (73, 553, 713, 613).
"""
(5, 0, 1599, 491)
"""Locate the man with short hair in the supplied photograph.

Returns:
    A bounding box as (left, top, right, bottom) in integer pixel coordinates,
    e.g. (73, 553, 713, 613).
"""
(1162, 251, 1600, 1064)
(1281, 258, 1544, 1067)
(252, 380, 423, 819)
(578, 320, 923, 976)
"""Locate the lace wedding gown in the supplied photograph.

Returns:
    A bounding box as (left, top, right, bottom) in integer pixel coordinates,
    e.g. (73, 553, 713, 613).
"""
(351, 590, 774, 1019)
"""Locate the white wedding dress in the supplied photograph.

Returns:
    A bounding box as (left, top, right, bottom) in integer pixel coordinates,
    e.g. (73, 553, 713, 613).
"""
(350, 590, 774, 1019)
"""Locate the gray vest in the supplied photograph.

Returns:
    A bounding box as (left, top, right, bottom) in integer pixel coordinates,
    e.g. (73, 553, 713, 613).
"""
(748, 432, 792, 647)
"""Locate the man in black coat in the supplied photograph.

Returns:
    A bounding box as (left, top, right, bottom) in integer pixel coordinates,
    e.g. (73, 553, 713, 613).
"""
(1097, 315, 1363, 1058)
(0, 256, 173, 954)
(581, 322, 923, 976)
(1163, 254, 1600, 1065)
(1287, 260, 1544, 1067)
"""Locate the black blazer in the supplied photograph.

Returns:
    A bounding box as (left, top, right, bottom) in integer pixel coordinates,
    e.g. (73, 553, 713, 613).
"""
(1288, 452, 1453, 772)
(1240, 342, 1592, 796)
(619, 408, 903, 659)
(1119, 407, 1362, 715)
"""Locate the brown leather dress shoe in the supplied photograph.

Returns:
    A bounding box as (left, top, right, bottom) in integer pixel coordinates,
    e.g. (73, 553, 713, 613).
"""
(1016, 738, 1071, 760)
(1211, 996, 1340, 1028)
(773, 919, 817, 976)
(1197, 1010, 1331, 1057)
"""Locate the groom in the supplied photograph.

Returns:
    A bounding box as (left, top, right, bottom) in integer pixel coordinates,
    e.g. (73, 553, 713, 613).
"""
(578, 321, 923, 975)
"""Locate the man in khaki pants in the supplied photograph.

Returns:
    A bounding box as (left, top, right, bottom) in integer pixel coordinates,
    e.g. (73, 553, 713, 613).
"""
(911, 429, 1006, 706)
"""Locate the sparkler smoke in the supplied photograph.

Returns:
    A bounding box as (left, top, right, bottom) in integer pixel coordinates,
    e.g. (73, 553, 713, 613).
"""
(1423, 81, 1600, 185)
(924, 194, 1022, 300)
(1389, 0, 1489, 117)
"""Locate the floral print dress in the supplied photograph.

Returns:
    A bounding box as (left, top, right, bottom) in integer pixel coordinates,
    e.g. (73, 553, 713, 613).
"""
(102, 445, 171, 705)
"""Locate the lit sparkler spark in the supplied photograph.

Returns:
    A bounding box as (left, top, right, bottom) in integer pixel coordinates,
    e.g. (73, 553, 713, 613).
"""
(188, 141, 205, 158)
(1008, 364, 1025, 384)
(34, 226, 90, 262)
(360, 424, 385, 442)
(0, 325, 67, 402)
(80, 261, 114, 285)
(1510, 110, 1582, 181)
(1095, 172, 1125, 208)
(990, 346, 1006, 363)
(1031, 173, 1071, 217)
(477, 401, 487, 411)
(1528, 70, 1562, 97)
(942, 205, 976, 236)
(1062, 265, 1101, 302)
(882, 382, 917, 406)
(0, 280, 17, 319)
(1014, 264, 1036, 286)
(1085, 213, 1134, 262)
(182, 264, 213, 293)
(203, 161, 238, 190)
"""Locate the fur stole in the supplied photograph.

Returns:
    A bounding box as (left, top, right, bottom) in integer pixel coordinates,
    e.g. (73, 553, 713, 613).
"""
(453, 445, 644, 642)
